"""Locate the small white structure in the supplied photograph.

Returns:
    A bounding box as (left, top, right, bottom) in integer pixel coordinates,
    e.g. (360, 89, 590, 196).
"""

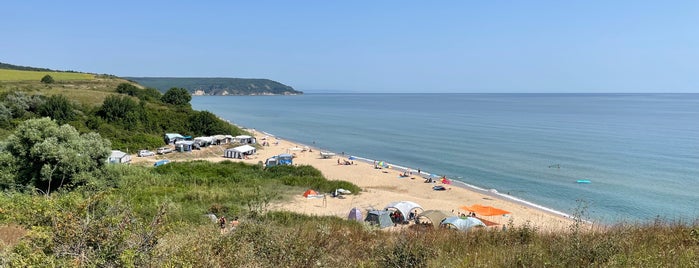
(224, 145, 257, 159)
(108, 150, 131, 164)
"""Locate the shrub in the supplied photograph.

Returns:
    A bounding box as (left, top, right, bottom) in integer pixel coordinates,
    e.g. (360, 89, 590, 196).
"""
(40, 75, 54, 84)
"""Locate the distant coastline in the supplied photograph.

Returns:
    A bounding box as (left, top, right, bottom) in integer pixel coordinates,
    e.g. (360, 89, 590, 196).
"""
(125, 77, 302, 96)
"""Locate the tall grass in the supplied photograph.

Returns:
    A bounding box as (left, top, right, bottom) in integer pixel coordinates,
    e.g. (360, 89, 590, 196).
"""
(151, 214, 698, 267)
(2, 162, 697, 267)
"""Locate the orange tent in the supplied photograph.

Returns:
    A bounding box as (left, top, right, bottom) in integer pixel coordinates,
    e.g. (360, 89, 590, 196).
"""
(302, 189, 319, 198)
(460, 204, 510, 216)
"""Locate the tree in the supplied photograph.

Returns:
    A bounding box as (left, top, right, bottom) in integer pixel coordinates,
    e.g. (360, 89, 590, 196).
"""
(3, 91, 44, 119)
(161, 87, 191, 106)
(98, 95, 145, 130)
(0, 103, 11, 128)
(38, 95, 76, 124)
(188, 111, 239, 136)
(41, 74, 55, 84)
(116, 83, 139, 95)
(116, 83, 163, 102)
(3, 117, 111, 194)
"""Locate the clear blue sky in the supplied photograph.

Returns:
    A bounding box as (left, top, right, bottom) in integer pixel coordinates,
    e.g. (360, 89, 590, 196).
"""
(2, 1, 698, 93)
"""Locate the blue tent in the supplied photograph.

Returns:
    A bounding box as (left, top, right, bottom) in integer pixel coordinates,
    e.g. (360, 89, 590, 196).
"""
(365, 210, 392, 228)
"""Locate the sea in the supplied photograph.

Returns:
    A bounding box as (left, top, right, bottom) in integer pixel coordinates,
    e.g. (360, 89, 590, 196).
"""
(191, 93, 699, 224)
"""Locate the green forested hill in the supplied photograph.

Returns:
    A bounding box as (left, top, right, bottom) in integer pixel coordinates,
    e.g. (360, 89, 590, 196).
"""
(125, 77, 302, 95)
(0, 62, 56, 72)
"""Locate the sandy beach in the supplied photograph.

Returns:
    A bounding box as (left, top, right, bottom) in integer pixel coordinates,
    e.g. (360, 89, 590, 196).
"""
(132, 129, 579, 232)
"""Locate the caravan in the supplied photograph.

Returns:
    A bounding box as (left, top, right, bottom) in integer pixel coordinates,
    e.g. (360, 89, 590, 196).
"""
(265, 153, 294, 167)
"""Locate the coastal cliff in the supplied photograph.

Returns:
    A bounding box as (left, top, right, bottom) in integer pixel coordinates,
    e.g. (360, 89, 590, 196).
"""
(124, 77, 302, 96)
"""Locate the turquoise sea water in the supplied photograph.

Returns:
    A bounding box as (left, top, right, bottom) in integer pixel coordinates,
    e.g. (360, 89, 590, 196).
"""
(192, 93, 699, 224)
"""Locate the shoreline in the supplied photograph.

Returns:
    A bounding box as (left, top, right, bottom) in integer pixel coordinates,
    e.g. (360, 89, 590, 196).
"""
(255, 128, 576, 218)
(246, 128, 583, 231)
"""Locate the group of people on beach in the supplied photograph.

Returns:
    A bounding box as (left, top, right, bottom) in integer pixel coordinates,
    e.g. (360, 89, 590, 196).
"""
(337, 158, 353, 165)
(218, 215, 240, 234)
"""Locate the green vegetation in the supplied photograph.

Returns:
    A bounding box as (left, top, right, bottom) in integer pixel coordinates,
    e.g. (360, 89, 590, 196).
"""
(40, 74, 54, 84)
(3, 118, 111, 194)
(125, 77, 302, 95)
(1, 63, 697, 267)
(160, 87, 192, 106)
(0, 80, 244, 150)
(0, 62, 56, 72)
(0, 69, 94, 81)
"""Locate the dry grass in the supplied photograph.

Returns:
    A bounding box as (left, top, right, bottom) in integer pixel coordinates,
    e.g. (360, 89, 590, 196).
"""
(0, 224, 26, 250)
(0, 77, 131, 106)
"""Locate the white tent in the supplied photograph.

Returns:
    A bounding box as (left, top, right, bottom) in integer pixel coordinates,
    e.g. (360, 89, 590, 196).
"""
(194, 136, 214, 146)
(440, 216, 485, 231)
(224, 145, 257, 159)
(384, 201, 423, 222)
(213, 135, 227, 144)
(235, 135, 256, 144)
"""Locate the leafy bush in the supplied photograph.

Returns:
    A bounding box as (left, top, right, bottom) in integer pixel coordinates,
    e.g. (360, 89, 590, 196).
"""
(40, 74, 54, 84)
(37, 95, 75, 124)
(161, 87, 191, 106)
(2, 118, 111, 193)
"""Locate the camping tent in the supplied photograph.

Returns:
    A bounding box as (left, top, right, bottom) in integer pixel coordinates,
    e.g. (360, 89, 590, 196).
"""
(302, 189, 320, 198)
(224, 145, 257, 159)
(212, 135, 227, 145)
(194, 136, 214, 147)
(164, 133, 185, 144)
(365, 210, 393, 228)
(459, 204, 510, 216)
(235, 135, 256, 144)
(175, 140, 195, 152)
(384, 201, 423, 223)
(440, 216, 485, 231)
(417, 210, 452, 227)
(348, 208, 363, 222)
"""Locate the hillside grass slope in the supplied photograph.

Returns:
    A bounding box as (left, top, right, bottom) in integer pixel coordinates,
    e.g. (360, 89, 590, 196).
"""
(0, 69, 94, 81)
